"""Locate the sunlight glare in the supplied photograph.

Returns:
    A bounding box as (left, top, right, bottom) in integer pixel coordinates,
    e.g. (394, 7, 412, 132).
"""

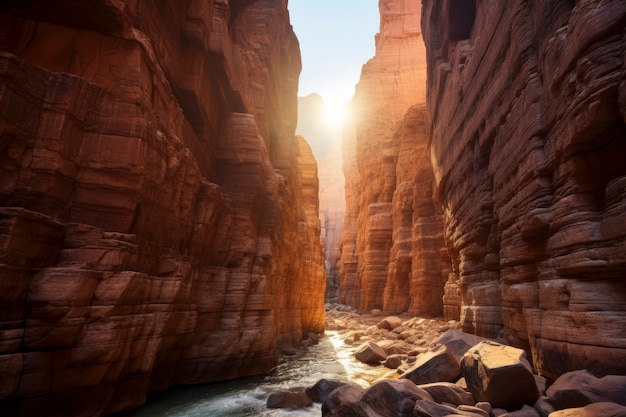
(323, 98, 350, 130)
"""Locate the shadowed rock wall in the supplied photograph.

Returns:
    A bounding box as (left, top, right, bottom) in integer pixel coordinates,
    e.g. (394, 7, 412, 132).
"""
(0, 0, 325, 415)
(422, 0, 626, 379)
(338, 0, 449, 315)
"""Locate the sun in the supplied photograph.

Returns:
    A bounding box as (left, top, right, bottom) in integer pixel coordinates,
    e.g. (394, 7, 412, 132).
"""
(323, 98, 350, 130)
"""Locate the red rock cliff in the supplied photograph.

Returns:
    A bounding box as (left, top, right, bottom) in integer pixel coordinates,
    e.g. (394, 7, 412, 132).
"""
(422, 0, 626, 378)
(0, 0, 325, 415)
(338, 0, 449, 315)
(296, 94, 345, 302)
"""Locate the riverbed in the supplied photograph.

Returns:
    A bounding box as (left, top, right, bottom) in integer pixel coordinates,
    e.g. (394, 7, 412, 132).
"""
(116, 331, 391, 417)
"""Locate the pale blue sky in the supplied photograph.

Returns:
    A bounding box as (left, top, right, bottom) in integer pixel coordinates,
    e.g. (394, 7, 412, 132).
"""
(289, 0, 379, 104)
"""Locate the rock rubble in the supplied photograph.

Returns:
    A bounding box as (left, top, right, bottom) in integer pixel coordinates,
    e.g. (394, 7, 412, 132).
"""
(270, 309, 626, 417)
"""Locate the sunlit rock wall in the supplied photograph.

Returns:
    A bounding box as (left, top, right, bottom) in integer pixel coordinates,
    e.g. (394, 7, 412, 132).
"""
(296, 94, 345, 302)
(318, 139, 345, 303)
(338, 0, 449, 315)
(0, 0, 325, 415)
(422, 0, 626, 378)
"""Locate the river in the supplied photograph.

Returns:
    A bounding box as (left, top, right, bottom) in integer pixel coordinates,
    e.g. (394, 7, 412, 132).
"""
(116, 331, 391, 417)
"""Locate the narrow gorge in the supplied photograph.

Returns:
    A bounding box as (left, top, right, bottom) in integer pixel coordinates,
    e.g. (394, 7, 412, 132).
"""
(1, 0, 625, 416)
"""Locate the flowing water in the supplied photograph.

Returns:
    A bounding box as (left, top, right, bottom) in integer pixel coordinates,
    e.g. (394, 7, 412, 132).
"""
(117, 331, 391, 417)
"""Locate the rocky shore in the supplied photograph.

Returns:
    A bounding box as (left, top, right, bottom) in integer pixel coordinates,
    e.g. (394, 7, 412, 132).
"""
(267, 306, 626, 417)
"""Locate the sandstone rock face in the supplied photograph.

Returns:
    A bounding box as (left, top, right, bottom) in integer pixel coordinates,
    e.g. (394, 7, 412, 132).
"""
(318, 140, 346, 303)
(422, 0, 626, 378)
(296, 94, 345, 302)
(338, 0, 449, 315)
(0, 1, 325, 415)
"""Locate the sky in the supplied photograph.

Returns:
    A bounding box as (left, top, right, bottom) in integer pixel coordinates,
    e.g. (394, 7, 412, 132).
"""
(288, 0, 380, 106)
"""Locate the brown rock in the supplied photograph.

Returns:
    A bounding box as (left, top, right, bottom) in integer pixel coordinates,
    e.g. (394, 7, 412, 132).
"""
(378, 316, 404, 330)
(461, 341, 539, 410)
(305, 379, 349, 403)
(498, 405, 541, 417)
(414, 400, 487, 417)
(401, 344, 461, 385)
(435, 330, 488, 363)
(384, 354, 405, 369)
(321, 384, 371, 417)
(418, 382, 475, 406)
(362, 379, 435, 417)
(548, 402, 626, 417)
(355, 341, 388, 364)
(266, 391, 313, 409)
(546, 370, 626, 409)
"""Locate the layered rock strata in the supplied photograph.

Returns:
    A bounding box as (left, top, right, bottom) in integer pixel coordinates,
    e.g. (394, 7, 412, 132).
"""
(338, 0, 449, 315)
(422, 0, 626, 378)
(296, 94, 345, 302)
(0, 1, 325, 415)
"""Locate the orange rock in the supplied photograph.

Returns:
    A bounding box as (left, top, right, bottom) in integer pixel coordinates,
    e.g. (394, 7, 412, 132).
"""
(338, 0, 449, 316)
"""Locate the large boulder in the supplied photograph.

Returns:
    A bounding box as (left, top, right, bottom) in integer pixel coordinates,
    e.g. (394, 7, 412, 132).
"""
(461, 341, 539, 410)
(322, 384, 371, 417)
(418, 382, 475, 406)
(414, 400, 489, 417)
(266, 391, 313, 409)
(435, 329, 488, 362)
(498, 404, 541, 417)
(378, 316, 404, 331)
(546, 370, 626, 409)
(548, 402, 626, 417)
(305, 379, 349, 403)
(362, 379, 434, 417)
(355, 341, 388, 364)
(401, 344, 461, 384)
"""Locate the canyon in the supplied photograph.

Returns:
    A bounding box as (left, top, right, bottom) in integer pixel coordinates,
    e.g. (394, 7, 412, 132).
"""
(0, 0, 625, 416)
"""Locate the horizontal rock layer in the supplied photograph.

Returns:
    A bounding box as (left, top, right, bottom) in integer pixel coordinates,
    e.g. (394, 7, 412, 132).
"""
(422, 0, 626, 378)
(338, 0, 449, 316)
(0, 0, 325, 415)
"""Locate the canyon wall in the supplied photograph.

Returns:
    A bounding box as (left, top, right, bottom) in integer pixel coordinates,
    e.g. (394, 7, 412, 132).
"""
(0, 0, 325, 415)
(296, 94, 345, 302)
(422, 0, 626, 379)
(338, 0, 449, 315)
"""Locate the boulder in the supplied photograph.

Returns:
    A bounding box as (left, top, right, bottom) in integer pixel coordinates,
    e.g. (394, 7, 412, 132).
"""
(355, 341, 388, 364)
(384, 354, 405, 369)
(414, 400, 488, 417)
(305, 379, 349, 403)
(534, 396, 556, 417)
(418, 382, 475, 406)
(379, 339, 412, 355)
(266, 391, 313, 409)
(461, 341, 539, 410)
(498, 404, 541, 417)
(550, 402, 626, 417)
(546, 370, 626, 409)
(378, 316, 404, 330)
(436, 329, 488, 362)
(548, 402, 626, 417)
(401, 344, 461, 384)
(322, 384, 371, 417)
(362, 379, 435, 417)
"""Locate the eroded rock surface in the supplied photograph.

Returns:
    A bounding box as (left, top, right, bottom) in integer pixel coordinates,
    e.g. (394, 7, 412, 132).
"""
(338, 0, 449, 316)
(422, 0, 626, 377)
(0, 1, 325, 415)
